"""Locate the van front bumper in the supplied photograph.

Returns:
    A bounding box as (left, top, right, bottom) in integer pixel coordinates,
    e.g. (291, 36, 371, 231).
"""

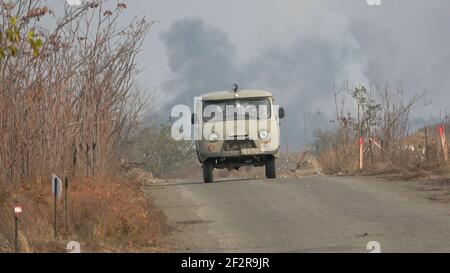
(198, 149, 278, 163)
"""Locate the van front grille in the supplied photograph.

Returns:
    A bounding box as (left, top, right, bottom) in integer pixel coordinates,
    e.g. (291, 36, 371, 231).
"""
(222, 140, 256, 152)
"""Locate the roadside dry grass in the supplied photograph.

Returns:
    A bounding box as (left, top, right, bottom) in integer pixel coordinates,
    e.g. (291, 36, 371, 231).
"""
(318, 148, 359, 175)
(317, 145, 450, 185)
(359, 163, 450, 182)
(0, 175, 168, 253)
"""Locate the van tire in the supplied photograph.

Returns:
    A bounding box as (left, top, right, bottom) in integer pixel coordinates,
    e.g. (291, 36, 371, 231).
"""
(203, 160, 214, 183)
(265, 156, 276, 179)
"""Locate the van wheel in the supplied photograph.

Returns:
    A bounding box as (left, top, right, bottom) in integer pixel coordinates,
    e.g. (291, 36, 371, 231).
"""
(265, 156, 276, 179)
(203, 160, 214, 183)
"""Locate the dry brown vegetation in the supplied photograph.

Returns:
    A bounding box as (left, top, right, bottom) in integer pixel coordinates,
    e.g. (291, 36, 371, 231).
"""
(123, 124, 196, 178)
(314, 82, 449, 178)
(0, 0, 150, 182)
(0, 176, 167, 253)
(0, 0, 166, 252)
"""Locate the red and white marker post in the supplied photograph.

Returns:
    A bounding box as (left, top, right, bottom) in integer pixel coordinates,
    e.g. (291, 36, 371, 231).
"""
(440, 125, 448, 163)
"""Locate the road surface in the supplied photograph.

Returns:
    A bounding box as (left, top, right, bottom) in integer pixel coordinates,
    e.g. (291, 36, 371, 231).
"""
(145, 176, 450, 253)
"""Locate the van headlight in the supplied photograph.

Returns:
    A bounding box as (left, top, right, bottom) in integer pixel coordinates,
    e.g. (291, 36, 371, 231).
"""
(208, 133, 219, 143)
(259, 129, 270, 140)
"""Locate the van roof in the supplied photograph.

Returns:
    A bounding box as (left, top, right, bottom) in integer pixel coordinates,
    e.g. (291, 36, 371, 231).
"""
(201, 90, 273, 101)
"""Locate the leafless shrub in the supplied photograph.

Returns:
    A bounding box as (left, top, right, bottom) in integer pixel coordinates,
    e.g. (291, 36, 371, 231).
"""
(315, 81, 431, 174)
(123, 125, 196, 177)
(0, 0, 152, 183)
(0, 0, 162, 252)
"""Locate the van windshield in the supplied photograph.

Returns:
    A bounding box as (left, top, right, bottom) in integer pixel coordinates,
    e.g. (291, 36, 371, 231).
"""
(202, 98, 271, 122)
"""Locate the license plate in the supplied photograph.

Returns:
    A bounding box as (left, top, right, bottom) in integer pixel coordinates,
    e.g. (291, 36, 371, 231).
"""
(241, 148, 260, 155)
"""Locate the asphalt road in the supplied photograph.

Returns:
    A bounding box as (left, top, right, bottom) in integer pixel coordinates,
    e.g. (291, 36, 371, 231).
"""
(146, 176, 450, 253)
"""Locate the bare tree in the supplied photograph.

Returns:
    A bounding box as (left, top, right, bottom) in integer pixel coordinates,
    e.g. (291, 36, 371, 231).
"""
(0, 0, 152, 183)
(317, 81, 425, 174)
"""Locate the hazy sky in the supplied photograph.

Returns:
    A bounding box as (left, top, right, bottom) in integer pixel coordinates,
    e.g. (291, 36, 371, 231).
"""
(51, 0, 450, 149)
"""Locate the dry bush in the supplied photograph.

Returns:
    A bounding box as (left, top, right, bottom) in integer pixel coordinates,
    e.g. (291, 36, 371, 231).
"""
(70, 176, 167, 251)
(318, 148, 358, 175)
(0, 176, 167, 253)
(0, 1, 165, 252)
(0, 0, 151, 183)
(314, 82, 441, 177)
(0, 180, 56, 253)
(123, 125, 196, 177)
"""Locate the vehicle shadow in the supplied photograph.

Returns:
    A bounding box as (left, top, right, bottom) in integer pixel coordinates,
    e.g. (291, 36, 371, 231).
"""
(144, 177, 263, 188)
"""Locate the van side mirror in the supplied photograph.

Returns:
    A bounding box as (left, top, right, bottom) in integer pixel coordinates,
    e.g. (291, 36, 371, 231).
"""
(279, 107, 285, 119)
(191, 113, 196, 125)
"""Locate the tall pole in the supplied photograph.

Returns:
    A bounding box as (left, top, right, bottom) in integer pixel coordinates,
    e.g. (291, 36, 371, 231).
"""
(54, 178, 57, 239)
(425, 127, 429, 163)
(284, 113, 290, 154)
(359, 126, 364, 170)
(357, 104, 361, 168)
(440, 125, 448, 163)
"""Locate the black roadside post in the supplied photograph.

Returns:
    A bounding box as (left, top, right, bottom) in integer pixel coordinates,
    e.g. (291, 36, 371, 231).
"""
(64, 177, 68, 237)
(14, 214, 19, 253)
(72, 144, 78, 175)
(53, 177, 57, 239)
(86, 144, 90, 177)
(92, 143, 96, 176)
